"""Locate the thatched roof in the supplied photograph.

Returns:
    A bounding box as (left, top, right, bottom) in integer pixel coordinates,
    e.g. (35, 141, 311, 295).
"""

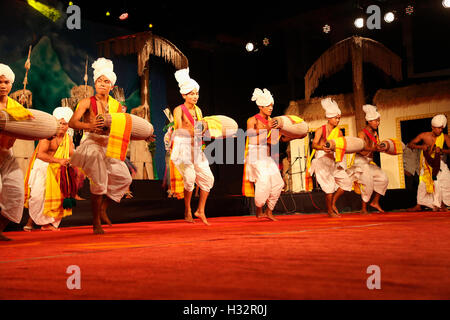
(285, 93, 355, 122)
(373, 79, 450, 109)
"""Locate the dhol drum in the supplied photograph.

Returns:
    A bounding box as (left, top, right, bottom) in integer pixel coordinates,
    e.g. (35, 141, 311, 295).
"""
(325, 136, 365, 153)
(97, 113, 154, 140)
(272, 115, 309, 139)
(202, 115, 238, 139)
(379, 139, 403, 155)
(0, 109, 59, 140)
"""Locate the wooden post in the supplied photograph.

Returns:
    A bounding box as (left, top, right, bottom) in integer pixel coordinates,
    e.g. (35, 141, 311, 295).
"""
(351, 37, 366, 133)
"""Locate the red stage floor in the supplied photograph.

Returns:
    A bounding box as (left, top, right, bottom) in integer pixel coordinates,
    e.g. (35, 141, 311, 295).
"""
(1, 211, 450, 300)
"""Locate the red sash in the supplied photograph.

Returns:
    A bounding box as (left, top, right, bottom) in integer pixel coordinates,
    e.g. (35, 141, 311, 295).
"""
(181, 104, 196, 126)
(90, 96, 123, 116)
(255, 114, 269, 126)
(363, 128, 379, 145)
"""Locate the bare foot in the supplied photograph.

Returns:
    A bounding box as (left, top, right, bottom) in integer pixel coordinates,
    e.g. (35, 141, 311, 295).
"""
(369, 202, 385, 213)
(23, 225, 33, 232)
(0, 233, 12, 241)
(41, 224, 59, 231)
(327, 210, 341, 218)
(101, 211, 112, 226)
(185, 210, 195, 223)
(75, 195, 86, 201)
(93, 224, 105, 234)
(441, 206, 449, 212)
(194, 211, 210, 226)
(256, 207, 267, 219)
(360, 209, 369, 215)
(332, 205, 341, 216)
(265, 213, 278, 221)
(407, 204, 422, 212)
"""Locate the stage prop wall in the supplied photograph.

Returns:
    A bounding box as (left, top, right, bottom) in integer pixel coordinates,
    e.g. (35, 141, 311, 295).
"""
(0, 1, 170, 180)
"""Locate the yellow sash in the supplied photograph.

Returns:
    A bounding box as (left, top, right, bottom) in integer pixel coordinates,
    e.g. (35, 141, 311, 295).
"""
(169, 105, 203, 199)
(420, 134, 444, 194)
(24, 134, 72, 218)
(0, 97, 34, 148)
(305, 126, 340, 191)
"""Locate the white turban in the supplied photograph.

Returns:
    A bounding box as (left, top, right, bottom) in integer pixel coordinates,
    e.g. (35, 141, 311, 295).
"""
(0, 63, 15, 83)
(53, 107, 73, 122)
(174, 68, 199, 95)
(321, 98, 341, 118)
(431, 114, 447, 128)
(92, 58, 116, 86)
(362, 104, 380, 121)
(251, 88, 274, 107)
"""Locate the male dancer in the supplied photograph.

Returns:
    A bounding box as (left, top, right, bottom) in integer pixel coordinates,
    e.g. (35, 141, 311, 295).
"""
(170, 68, 214, 225)
(347, 104, 389, 214)
(307, 98, 352, 217)
(408, 114, 450, 211)
(243, 88, 284, 221)
(69, 58, 132, 234)
(0, 63, 34, 240)
(24, 107, 75, 231)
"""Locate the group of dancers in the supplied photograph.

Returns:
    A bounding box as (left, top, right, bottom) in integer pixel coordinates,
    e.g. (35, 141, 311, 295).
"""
(1, 57, 449, 241)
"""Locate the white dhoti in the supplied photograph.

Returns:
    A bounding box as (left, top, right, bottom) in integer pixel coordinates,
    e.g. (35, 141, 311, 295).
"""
(347, 154, 389, 203)
(417, 160, 450, 209)
(70, 133, 132, 202)
(0, 149, 24, 224)
(170, 135, 214, 193)
(27, 158, 61, 228)
(246, 144, 284, 210)
(310, 151, 352, 194)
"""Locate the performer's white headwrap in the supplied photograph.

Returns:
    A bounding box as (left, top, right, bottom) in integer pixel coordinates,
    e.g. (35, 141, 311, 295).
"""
(174, 68, 200, 94)
(321, 98, 341, 118)
(53, 107, 73, 122)
(251, 88, 274, 107)
(431, 114, 447, 128)
(92, 58, 116, 85)
(0, 63, 15, 84)
(362, 104, 381, 121)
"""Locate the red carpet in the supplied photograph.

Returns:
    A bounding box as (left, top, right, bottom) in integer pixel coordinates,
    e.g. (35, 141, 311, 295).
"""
(1, 211, 450, 300)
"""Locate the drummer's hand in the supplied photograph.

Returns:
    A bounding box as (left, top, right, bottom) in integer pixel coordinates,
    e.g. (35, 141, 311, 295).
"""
(146, 134, 156, 143)
(89, 118, 104, 133)
(435, 147, 441, 154)
(269, 119, 278, 129)
(375, 144, 385, 152)
(323, 144, 332, 153)
(58, 159, 70, 166)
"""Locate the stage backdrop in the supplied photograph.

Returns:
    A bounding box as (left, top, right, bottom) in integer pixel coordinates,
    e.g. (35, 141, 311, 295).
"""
(0, 1, 168, 179)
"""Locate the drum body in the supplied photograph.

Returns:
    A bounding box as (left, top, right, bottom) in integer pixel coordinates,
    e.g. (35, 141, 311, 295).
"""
(202, 115, 238, 139)
(0, 109, 59, 140)
(273, 115, 308, 139)
(327, 136, 365, 153)
(99, 113, 154, 140)
(380, 139, 402, 155)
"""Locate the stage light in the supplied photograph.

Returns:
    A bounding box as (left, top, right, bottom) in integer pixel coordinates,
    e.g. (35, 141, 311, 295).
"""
(354, 18, 364, 28)
(443, 0, 450, 8)
(149, 23, 153, 29)
(323, 24, 331, 33)
(119, 12, 129, 20)
(27, 0, 61, 22)
(245, 42, 255, 52)
(106, 11, 110, 16)
(405, 5, 414, 15)
(68, 1, 73, 5)
(384, 12, 395, 23)
(263, 37, 270, 46)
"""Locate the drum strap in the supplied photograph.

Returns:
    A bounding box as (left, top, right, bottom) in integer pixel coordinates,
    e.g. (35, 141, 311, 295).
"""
(181, 104, 196, 126)
(363, 128, 379, 145)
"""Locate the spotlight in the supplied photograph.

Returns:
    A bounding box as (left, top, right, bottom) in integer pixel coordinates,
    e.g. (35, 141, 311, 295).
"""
(405, 5, 414, 15)
(384, 12, 395, 23)
(262, 38, 270, 46)
(323, 24, 331, 33)
(119, 12, 129, 20)
(354, 18, 364, 28)
(68, 1, 73, 5)
(245, 42, 255, 52)
(148, 23, 153, 29)
(443, 0, 450, 8)
(106, 11, 110, 16)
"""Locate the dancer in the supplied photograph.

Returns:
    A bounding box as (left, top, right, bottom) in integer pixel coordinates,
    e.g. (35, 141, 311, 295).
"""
(69, 58, 132, 234)
(0, 63, 34, 240)
(408, 114, 450, 211)
(242, 88, 284, 221)
(347, 105, 389, 214)
(170, 68, 214, 225)
(307, 98, 352, 217)
(23, 107, 75, 231)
